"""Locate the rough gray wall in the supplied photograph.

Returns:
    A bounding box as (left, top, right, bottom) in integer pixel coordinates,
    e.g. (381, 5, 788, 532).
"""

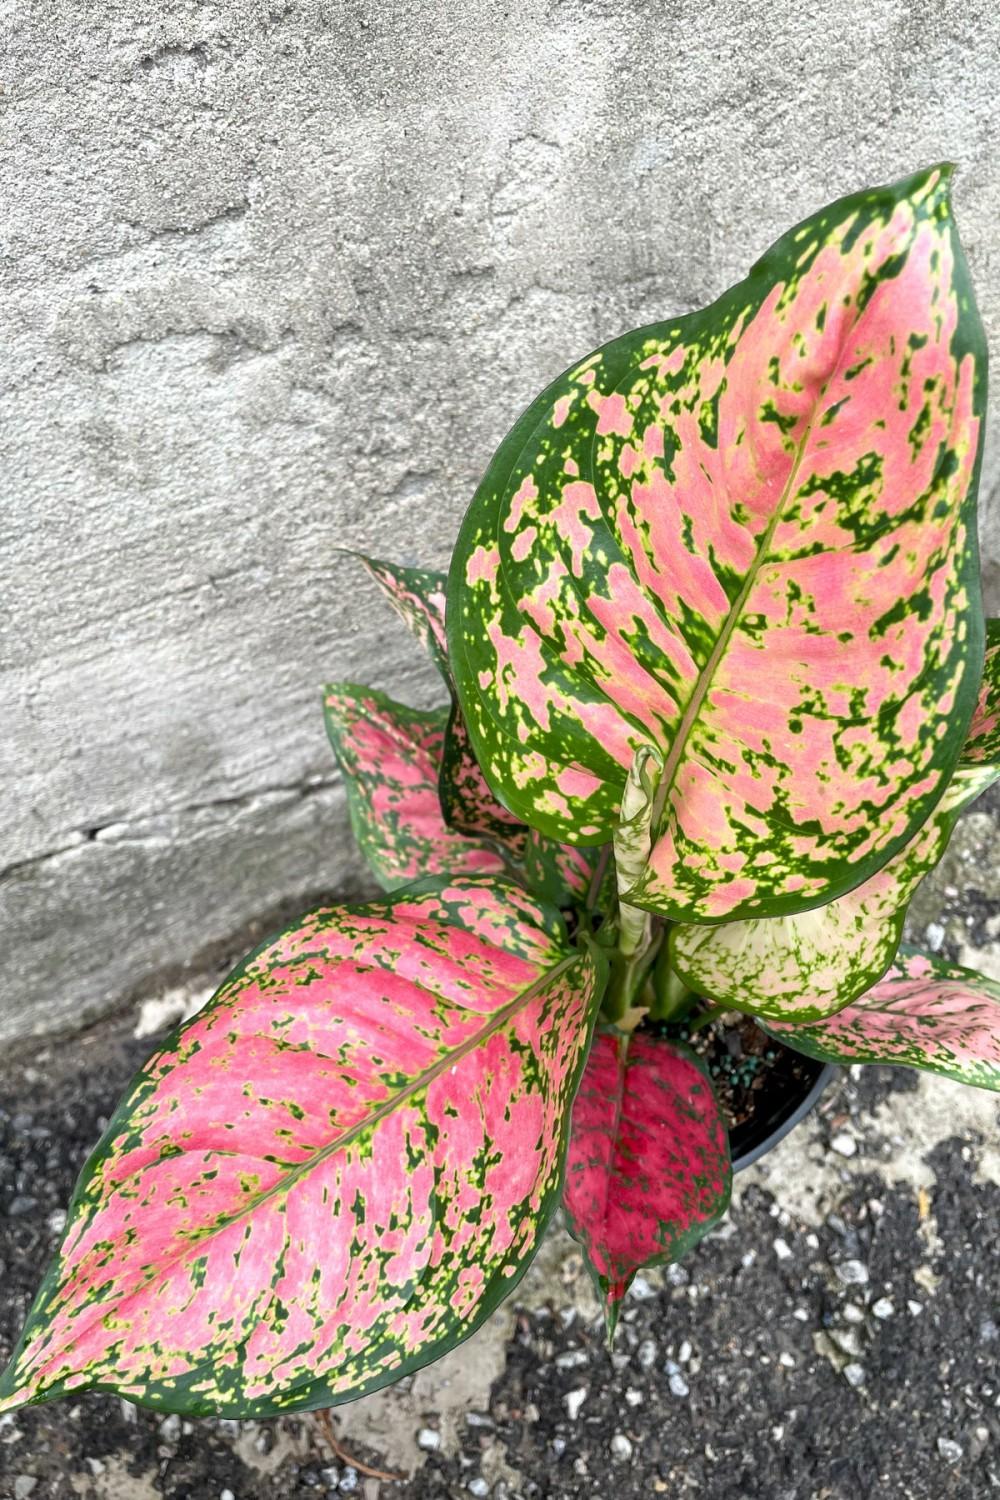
(3, 0, 999, 1040)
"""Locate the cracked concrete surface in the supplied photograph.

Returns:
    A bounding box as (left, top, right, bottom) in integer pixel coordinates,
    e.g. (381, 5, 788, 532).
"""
(3, 1, 1000, 1035)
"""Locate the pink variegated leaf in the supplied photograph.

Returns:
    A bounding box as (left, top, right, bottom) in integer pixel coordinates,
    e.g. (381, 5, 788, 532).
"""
(520, 832, 613, 911)
(768, 947, 1000, 1091)
(355, 555, 611, 904)
(449, 166, 986, 922)
(669, 762, 999, 1022)
(962, 617, 1000, 765)
(0, 878, 605, 1418)
(562, 1031, 731, 1333)
(439, 701, 531, 851)
(357, 552, 531, 850)
(323, 683, 505, 888)
(354, 553, 450, 679)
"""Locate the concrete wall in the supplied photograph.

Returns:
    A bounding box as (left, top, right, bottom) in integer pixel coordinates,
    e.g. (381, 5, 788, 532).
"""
(3, 0, 999, 1039)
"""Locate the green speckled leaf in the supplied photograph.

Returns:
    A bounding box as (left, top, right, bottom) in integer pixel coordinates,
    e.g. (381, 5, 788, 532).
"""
(357, 552, 530, 849)
(670, 643, 1000, 1022)
(449, 166, 986, 923)
(355, 553, 451, 678)
(357, 553, 610, 908)
(769, 947, 1000, 1090)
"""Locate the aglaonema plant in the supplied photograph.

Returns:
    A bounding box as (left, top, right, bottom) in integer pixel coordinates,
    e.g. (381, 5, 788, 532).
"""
(2, 164, 999, 1421)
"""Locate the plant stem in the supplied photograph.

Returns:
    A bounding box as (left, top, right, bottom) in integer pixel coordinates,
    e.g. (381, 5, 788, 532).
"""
(602, 917, 661, 1029)
(647, 939, 696, 1023)
(584, 844, 612, 918)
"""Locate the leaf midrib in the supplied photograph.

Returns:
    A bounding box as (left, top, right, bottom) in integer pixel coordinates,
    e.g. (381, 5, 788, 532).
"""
(25, 951, 582, 1380)
(647, 395, 837, 837)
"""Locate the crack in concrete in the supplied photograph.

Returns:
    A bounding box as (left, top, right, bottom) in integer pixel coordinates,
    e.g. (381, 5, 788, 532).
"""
(0, 774, 343, 883)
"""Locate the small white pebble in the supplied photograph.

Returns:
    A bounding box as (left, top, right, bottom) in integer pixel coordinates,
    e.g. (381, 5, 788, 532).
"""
(625, 1387, 643, 1407)
(836, 1260, 869, 1286)
(925, 922, 946, 951)
(47, 1209, 67, 1235)
(937, 1437, 963, 1464)
(610, 1434, 633, 1462)
(417, 1428, 440, 1451)
(741, 1250, 756, 1269)
(85, 1460, 105, 1477)
(779, 1352, 795, 1368)
(339, 1470, 359, 1495)
(678, 1339, 693, 1363)
(793, 1307, 809, 1322)
(805, 1233, 820, 1250)
(668, 1372, 690, 1398)
(872, 1298, 894, 1319)
(159, 1414, 181, 1443)
(636, 1338, 657, 1369)
(771, 1425, 784, 1441)
(908, 1299, 923, 1316)
(564, 1388, 587, 1420)
(630, 1275, 656, 1301)
(831, 1132, 857, 1158)
(842, 1303, 865, 1324)
(555, 1349, 588, 1370)
(467, 1480, 489, 1498)
(843, 1363, 866, 1387)
(773, 1238, 793, 1261)
(220, 1491, 235, 1500)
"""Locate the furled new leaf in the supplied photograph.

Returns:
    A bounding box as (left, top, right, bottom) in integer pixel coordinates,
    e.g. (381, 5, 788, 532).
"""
(449, 166, 986, 923)
(323, 683, 505, 888)
(563, 1031, 731, 1332)
(768, 948, 1000, 1091)
(0, 879, 604, 1418)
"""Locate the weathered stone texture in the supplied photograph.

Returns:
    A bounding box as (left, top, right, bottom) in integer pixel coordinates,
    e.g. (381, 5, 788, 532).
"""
(3, 0, 999, 1036)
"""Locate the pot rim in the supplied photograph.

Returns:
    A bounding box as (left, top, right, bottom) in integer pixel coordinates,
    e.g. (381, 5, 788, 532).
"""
(730, 1060, 839, 1174)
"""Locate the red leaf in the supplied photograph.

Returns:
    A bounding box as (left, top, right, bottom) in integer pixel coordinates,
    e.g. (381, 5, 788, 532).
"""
(563, 1031, 731, 1332)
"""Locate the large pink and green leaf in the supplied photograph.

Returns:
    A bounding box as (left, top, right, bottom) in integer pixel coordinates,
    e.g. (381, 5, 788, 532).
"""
(768, 948, 1000, 1091)
(449, 166, 987, 922)
(323, 683, 505, 888)
(0, 878, 604, 1418)
(562, 1030, 731, 1333)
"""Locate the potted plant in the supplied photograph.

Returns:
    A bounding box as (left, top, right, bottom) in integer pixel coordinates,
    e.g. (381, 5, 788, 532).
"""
(1, 164, 997, 1420)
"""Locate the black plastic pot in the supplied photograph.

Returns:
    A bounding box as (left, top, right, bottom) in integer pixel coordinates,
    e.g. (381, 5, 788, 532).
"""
(729, 1057, 839, 1173)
